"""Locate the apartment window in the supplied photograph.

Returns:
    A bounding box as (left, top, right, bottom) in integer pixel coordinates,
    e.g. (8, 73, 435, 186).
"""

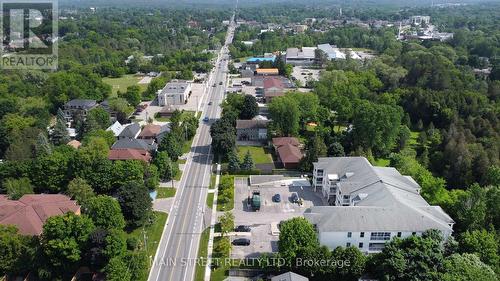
(370, 232, 391, 241)
(369, 243, 386, 251)
(346, 242, 351, 247)
(397, 232, 402, 237)
(359, 242, 364, 248)
(347, 232, 352, 238)
(360, 232, 365, 238)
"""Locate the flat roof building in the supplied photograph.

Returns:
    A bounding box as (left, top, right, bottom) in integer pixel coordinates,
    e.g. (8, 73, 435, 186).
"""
(157, 80, 191, 106)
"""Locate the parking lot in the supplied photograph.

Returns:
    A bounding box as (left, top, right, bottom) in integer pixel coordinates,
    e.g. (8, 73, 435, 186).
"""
(291, 66, 321, 86)
(230, 177, 324, 259)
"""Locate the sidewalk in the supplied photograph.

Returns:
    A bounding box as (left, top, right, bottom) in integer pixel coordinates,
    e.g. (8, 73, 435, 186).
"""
(204, 164, 221, 281)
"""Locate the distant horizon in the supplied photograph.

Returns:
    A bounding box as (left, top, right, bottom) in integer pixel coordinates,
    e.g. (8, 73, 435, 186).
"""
(59, 0, 496, 9)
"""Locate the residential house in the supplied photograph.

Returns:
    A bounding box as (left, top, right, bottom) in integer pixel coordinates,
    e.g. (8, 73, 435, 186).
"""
(111, 138, 157, 152)
(137, 124, 161, 141)
(158, 105, 183, 118)
(157, 80, 192, 106)
(272, 137, 303, 169)
(236, 119, 270, 142)
(263, 77, 285, 103)
(117, 123, 141, 140)
(0, 194, 80, 236)
(63, 99, 98, 122)
(106, 121, 125, 137)
(108, 148, 151, 162)
(304, 157, 454, 253)
(271, 272, 309, 281)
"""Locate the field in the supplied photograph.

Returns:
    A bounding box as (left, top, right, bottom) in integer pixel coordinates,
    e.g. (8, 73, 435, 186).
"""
(103, 74, 149, 96)
(237, 146, 273, 164)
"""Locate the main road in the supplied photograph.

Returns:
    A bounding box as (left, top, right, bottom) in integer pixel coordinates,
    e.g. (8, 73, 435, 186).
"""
(148, 12, 236, 281)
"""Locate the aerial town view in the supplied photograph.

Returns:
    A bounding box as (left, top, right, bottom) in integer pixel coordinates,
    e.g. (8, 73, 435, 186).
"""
(0, 0, 499, 280)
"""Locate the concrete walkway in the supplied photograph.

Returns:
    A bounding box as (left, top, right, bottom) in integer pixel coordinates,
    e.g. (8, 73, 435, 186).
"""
(204, 164, 221, 281)
(153, 198, 174, 213)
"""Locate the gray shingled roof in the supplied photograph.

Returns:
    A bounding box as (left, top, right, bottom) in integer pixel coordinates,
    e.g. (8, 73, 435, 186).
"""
(118, 123, 141, 138)
(64, 99, 97, 109)
(308, 157, 454, 233)
(236, 119, 269, 129)
(111, 138, 157, 151)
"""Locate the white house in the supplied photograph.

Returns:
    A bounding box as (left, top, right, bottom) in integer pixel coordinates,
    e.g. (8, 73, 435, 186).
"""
(304, 157, 454, 253)
(157, 80, 192, 106)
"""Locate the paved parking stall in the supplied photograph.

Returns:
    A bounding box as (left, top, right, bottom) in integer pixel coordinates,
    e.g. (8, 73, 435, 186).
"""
(230, 176, 324, 259)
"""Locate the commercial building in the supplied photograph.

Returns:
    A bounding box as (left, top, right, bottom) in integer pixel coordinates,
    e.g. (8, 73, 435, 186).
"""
(157, 80, 192, 106)
(305, 157, 454, 253)
(285, 47, 317, 65)
(317, 43, 346, 60)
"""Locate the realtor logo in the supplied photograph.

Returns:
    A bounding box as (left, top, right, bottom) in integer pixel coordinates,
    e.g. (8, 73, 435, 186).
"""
(0, 0, 58, 69)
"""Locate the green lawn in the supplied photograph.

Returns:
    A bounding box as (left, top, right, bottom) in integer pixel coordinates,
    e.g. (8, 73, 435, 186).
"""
(237, 146, 273, 164)
(194, 228, 210, 281)
(103, 74, 148, 96)
(126, 211, 168, 263)
(209, 174, 216, 189)
(182, 137, 195, 154)
(206, 193, 214, 208)
(156, 187, 176, 199)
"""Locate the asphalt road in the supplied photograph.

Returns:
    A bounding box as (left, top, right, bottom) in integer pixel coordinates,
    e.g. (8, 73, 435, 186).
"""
(148, 15, 236, 281)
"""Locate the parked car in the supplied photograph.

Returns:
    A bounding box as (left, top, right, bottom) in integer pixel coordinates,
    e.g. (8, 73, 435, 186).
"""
(272, 194, 281, 203)
(219, 81, 223, 85)
(290, 192, 299, 203)
(232, 238, 251, 246)
(235, 225, 251, 232)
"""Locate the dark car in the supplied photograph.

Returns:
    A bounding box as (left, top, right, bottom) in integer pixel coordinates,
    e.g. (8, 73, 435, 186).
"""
(234, 225, 251, 232)
(290, 192, 299, 203)
(272, 194, 281, 203)
(219, 81, 223, 85)
(203, 117, 209, 122)
(208, 101, 213, 105)
(232, 238, 251, 246)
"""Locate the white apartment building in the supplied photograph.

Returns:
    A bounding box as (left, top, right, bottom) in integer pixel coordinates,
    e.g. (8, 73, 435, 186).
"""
(304, 157, 454, 253)
(157, 80, 191, 106)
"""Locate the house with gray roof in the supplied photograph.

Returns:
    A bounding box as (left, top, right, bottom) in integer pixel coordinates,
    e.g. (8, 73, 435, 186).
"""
(111, 138, 157, 152)
(236, 119, 269, 142)
(63, 99, 98, 122)
(305, 157, 454, 253)
(117, 123, 141, 140)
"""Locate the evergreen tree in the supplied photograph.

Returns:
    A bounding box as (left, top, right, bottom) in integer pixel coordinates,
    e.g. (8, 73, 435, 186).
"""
(52, 117, 70, 145)
(56, 108, 66, 122)
(35, 132, 52, 156)
(227, 150, 240, 173)
(241, 150, 254, 171)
